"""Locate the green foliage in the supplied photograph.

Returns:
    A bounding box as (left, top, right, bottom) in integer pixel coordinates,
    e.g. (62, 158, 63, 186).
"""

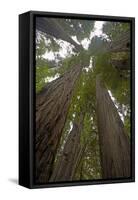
(36, 65, 48, 92)
(36, 34, 61, 92)
(93, 53, 131, 134)
(57, 55, 79, 74)
(36, 36, 47, 57)
(46, 37, 61, 52)
(93, 53, 130, 105)
(103, 22, 130, 41)
(111, 52, 129, 61)
(36, 34, 60, 57)
(124, 116, 131, 138)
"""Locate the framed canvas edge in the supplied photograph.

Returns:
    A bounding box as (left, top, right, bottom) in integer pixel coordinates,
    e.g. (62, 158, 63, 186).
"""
(19, 10, 135, 189)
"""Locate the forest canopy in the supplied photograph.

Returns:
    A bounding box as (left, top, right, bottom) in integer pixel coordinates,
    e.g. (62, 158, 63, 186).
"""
(35, 17, 131, 183)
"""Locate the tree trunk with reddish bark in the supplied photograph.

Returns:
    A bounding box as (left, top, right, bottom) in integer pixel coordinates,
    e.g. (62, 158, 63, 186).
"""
(36, 65, 82, 183)
(49, 113, 84, 182)
(96, 76, 130, 179)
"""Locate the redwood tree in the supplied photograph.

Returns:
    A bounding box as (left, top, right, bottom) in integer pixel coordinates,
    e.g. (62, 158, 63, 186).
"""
(36, 64, 83, 183)
(50, 113, 84, 182)
(96, 76, 130, 179)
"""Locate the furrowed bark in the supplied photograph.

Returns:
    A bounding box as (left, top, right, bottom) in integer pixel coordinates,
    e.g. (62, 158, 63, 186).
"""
(36, 64, 82, 183)
(96, 76, 130, 179)
(49, 113, 84, 182)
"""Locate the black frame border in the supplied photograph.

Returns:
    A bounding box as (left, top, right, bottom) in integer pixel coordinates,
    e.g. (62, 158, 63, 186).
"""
(19, 10, 135, 189)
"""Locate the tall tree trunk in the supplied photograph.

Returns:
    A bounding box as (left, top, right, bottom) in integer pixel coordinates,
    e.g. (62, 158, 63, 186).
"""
(49, 113, 84, 182)
(96, 76, 130, 179)
(36, 64, 82, 183)
(36, 17, 83, 52)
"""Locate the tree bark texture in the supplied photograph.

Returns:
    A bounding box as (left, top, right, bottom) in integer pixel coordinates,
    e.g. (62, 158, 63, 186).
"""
(36, 64, 82, 183)
(49, 113, 84, 182)
(96, 76, 130, 179)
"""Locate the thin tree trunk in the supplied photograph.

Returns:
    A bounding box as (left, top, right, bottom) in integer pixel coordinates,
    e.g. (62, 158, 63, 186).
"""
(49, 113, 84, 182)
(96, 76, 130, 179)
(36, 17, 83, 52)
(36, 64, 82, 183)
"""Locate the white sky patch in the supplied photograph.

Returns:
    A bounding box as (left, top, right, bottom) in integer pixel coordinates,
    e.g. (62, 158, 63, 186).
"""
(90, 21, 109, 41)
(43, 51, 55, 60)
(108, 90, 124, 122)
(81, 21, 108, 50)
(43, 38, 75, 61)
(71, 36, 80, 45)
(81, 38, 90, 49)
(42, 21, 108, 60)
(77, 96, 80, 100)
(79, 23, 82, 28)
(83, 66, 89, 72)
(90, 116, 93, 123)
(44, 38, 51, 45)
(72, 113, 76, 118)
(69, 121, 73, 132)
(91, 21, 105, 38)
(45, 73, 60, 83)
(118, 113, 124, 122)
(56, 39, 75, 56)
(122, 104, 128, 116)
(89, 56, 94, 70)
(108, 90, 116, 103)
(59, 120, 74, 152)
(83, 56, 94, 72)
